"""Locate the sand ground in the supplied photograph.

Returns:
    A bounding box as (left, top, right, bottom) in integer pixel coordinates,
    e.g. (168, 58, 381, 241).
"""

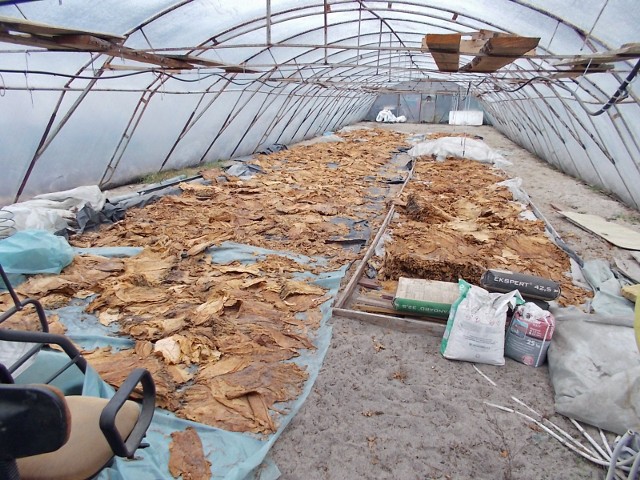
(268, 122, 640, 480)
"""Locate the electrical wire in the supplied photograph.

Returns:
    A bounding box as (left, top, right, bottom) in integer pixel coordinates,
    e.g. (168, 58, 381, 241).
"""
(0, 68, 280, 87)
(484, 59, 640, 116)
(1, 57, 638, 118)
(588, 59, 640, 116)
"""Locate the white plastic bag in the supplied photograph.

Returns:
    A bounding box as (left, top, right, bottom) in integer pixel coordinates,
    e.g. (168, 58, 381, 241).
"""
(441, 280, 523, 365)
(376, 108, 396, 123)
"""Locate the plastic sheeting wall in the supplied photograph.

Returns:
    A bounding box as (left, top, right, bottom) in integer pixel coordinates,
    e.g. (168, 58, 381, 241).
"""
(482, 89, 640, 209)
(0, 78, 375, 204)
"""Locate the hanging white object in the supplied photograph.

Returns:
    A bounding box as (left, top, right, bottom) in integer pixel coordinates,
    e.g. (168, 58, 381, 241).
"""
(449, 110, 484, 126)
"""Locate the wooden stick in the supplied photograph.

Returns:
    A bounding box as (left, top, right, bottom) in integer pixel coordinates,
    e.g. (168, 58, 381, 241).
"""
(333, 205, 396, 309)
(332, 307, 445, 336)
(334, 158, 416, 309)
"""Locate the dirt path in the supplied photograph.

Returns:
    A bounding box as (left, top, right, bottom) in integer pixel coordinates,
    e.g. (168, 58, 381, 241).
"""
(269, 122, 640, 480)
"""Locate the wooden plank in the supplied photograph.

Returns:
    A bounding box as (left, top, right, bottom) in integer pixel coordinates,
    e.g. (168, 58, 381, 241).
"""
(354, 294, 395, 310)
(334, 160, 416, 309)
(54, 34, 113, 51)
(0, 29, 259, 73)
(459, 39, 486, 55)
(164, 54, 261, 73)
(354, 303, 400, 315)
(554, 43, 640, 67)
(0, 15, 124, 41)
(550, 64, 613, 79)
(52, 35, 194, 69)
(461, 36, 540, 73)
(333, 307, 446, 336)
(425, 33, 461, 72)
(358, 277, 381, 290)
(469, 29, 511, 41)
(334, 204, 397, 308)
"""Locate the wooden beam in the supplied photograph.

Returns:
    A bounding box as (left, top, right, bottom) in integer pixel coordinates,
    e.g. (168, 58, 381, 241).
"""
(334, 204, 397, 308)
(554, 43, 640, 67)
(459, 39, 486, 55)
(425, 33, 461, 72)
(334, 159, 416, 309)
(333, 307, 446, 336)
(0, 15, 124, 41)
(53, 34, 112, 51)
(0, 30, 259, 73)
(469, 29, 511, 41)
(550, 64, 614, 79)
(163, 54, 261, 73)
(460, 35, 540, 73)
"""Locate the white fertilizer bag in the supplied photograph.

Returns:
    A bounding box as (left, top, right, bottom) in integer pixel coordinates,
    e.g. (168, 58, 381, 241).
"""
(441, 280, 523, 365)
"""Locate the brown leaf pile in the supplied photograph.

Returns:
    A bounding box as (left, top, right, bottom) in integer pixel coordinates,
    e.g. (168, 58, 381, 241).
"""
(1, 129, 590, 443)
(382, 158, 590, 306)
(73, 129, 410, 268)
(1, 129, 409, 435)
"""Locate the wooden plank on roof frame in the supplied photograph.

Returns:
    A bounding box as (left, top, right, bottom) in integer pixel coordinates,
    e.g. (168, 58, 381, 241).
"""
(52, 35, 194, 69)
(165, 54, 261, 74)
(460, 36, 540, 73)
(554, 42, 640, 67)
(0, 14, 124, 41)
(469, 29, 511, 40)
(550, 64, 613, 79)
(0, 27, 259, 73)
(425, 33, 461, 72)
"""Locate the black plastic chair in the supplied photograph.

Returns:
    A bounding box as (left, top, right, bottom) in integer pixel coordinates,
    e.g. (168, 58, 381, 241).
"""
(0, 264, 156, 479)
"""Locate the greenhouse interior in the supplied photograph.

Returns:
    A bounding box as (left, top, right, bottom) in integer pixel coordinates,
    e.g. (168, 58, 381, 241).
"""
(0, 1, 639, 479)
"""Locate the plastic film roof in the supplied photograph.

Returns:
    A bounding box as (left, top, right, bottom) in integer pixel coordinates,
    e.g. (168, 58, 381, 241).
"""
(0, 1, 639, 208)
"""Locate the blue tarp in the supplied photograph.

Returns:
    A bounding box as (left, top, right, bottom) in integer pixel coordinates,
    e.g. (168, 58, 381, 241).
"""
(51, 241, 347, 479)
(0, 230, 75, 287)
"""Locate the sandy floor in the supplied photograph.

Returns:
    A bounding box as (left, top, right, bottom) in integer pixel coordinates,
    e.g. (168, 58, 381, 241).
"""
(269, 122, 640, 480)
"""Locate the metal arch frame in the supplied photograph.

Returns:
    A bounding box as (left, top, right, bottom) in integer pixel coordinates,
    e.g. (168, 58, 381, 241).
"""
(6, 0, 640, 202)
(98, 12, 447, 184)
(186, 0, 638, 127)
(110, 29, 427, 178)
(482, 87, 640, 208)
(514, 56, 640, 202)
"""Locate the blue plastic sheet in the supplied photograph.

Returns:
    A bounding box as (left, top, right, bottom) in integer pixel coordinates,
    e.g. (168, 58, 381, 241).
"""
(51, 241, 347, 479)
(0, 230, 75, 287)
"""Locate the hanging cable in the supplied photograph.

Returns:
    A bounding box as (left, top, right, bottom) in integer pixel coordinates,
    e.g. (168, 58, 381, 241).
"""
(0, 68, 282, 87)
(587, 59, 640, 116)
(486, 59, 640, 116)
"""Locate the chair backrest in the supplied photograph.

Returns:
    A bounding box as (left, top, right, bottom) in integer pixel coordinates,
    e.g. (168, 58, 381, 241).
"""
(0, 263, 49, 378)
(0, 263, 87, 387)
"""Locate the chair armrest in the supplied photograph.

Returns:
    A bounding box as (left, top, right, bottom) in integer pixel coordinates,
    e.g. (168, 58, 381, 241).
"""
(0, 383, 70, 459)
(99, 368, 155, 458)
